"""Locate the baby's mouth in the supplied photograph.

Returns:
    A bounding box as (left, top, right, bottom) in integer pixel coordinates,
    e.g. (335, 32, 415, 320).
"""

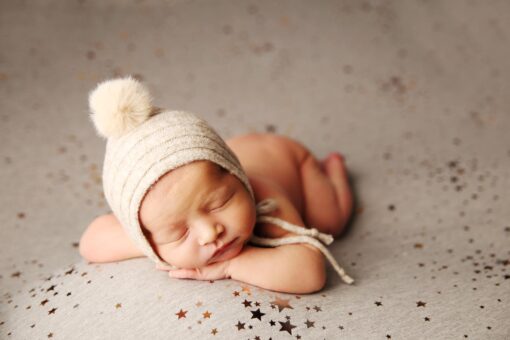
(212, 238, 237, 259)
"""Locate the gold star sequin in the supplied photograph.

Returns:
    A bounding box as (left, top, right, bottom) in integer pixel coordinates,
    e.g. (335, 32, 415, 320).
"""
(203, 310, 212, 319)
(241, 285, 252, 295)
(115, 303, 122, 309)
(176, 309, 187, 319)
(270, 297, 294, 312)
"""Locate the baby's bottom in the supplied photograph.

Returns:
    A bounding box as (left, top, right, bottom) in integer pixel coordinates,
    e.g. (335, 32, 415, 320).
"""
(299, 151, 353, 238)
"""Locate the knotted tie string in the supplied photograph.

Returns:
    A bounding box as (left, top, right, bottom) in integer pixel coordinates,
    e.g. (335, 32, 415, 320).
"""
(250, 198, 354, 285)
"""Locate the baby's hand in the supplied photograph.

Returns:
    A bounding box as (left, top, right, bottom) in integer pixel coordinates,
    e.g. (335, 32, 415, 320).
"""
(155, 260, 231, 281)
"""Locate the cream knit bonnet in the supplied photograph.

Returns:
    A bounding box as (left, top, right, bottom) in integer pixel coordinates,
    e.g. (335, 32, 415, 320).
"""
(88, 76, 254, 266)
(89, 76, 354, 284)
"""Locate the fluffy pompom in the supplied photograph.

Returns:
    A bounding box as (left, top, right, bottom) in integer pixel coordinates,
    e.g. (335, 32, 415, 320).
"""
(88, 76, 153, 138)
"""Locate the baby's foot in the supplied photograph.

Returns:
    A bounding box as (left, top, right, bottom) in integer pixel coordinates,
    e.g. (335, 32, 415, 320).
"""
(321, 152, 353, 222)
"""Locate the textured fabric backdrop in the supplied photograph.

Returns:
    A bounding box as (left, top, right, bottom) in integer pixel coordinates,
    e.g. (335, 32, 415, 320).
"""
(1, 1, 509, 339)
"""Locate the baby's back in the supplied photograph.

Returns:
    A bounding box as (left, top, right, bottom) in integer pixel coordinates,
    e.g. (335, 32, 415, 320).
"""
(226, 133, 308, 214)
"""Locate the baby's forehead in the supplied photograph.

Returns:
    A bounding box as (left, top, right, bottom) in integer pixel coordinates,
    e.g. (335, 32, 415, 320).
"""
(149, 161, 227, 194)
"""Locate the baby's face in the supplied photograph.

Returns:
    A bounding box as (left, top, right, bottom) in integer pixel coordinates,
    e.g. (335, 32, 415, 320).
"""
(139, 160, 256, 269)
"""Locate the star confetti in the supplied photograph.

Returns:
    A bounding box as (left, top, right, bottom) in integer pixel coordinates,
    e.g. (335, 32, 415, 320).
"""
(251, 309, 265, 321)
(176, 309, 187, 319)
(235, 321, 245, 330)
(270, 297, 294, 312)
(202, 310, 212, 319)
(305, 319, 315, 328)
(278, 320, 296, 335)
(416, 301, 426, 307)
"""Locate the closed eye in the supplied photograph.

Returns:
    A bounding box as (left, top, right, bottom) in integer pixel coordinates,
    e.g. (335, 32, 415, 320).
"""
(210, 192, 234, 211)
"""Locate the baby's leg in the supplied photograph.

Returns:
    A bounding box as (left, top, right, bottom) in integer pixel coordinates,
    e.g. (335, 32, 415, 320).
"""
(300, 151, 353, 238)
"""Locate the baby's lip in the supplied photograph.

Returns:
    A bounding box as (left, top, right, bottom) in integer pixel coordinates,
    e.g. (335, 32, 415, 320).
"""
(212, 238, 237, 259)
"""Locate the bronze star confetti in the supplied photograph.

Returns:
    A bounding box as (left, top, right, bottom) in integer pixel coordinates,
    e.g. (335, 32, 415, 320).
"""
(416, 301, 426, 307)
(242, 299, 252, 308)
(176, 309, 187, 319)
(375, 301, 383, 306)
(202, 310, 212, 319)
(11, 271, 21, 278)
(305, 319, 315, 328)
(211, 328, 218, 335)
(41, 299, 49, 306)
(270, 297, 294, 312)
(232, 291, 240, 297)
(241, 285, 252, 295)
(251, 309, 265, 321)
(278, 319, 296, 335)
(48, 308, 57, 315)
(425, 317, 430, 321)
(235, 321, 245, 330)
(46, 285, 56, 292)
(313, 305, 322, 312)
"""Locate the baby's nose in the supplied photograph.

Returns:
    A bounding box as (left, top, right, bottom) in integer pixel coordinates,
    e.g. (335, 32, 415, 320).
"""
(198, 223, 225, 246)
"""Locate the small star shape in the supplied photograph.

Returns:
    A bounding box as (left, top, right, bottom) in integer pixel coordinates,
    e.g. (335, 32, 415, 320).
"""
(270, 297, 294, 312)
(424, 317, 430, 321)
(48, 308, 57, 315)
(46, 285, 56, 292)
(41, 299, 49, 306)
(251, 308, 265, 321)
(305, 319, 315, 328)
(416, 301, 427, 307)
(47, 333, 53, 338)
(176, 309, 187, 319)
(313, 305, 322, 312)
(339, 325, 344, 330)
(235, 321, 245, 330)
(255, 301, 260, 307)
(269, 320, 276, 326)
(211, 328, 218, 335)
(241, 285, 252, 295)
(375, 301, 383, 306)
(242, 299, 252, 308)
(232, 291, 240, 297)
(202, 310, 212, 319)
(278, 320, 296, 335)
(65, 268, 74, 275)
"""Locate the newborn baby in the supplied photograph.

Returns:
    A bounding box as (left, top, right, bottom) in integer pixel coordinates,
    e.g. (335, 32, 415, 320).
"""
(79, 77, 354, 294)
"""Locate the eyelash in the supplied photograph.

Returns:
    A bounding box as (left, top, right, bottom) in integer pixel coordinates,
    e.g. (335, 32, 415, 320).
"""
(210, 193, 233, 211)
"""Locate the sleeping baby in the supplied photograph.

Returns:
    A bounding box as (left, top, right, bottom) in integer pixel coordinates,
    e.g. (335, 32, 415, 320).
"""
(79, 76, 355, 294)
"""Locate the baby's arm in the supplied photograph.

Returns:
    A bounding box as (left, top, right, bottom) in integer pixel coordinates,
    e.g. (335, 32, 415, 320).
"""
(79, 213, 145, 263)
(227, 177, 327, 294)
(227, 243, 326, 294)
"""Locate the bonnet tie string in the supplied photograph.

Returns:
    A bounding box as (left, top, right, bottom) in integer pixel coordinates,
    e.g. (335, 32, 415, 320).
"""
(250, 198, 354, 285)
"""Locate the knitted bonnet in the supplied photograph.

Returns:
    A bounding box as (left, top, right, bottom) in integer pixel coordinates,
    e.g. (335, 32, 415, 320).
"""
(88, 76, 254, 267)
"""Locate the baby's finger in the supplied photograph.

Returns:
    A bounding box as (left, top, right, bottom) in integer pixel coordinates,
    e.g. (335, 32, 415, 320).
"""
(168, 269, 198, 279)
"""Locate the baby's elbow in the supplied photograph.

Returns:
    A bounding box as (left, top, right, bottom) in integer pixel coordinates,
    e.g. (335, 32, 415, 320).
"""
(303, 257, 327, 293)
